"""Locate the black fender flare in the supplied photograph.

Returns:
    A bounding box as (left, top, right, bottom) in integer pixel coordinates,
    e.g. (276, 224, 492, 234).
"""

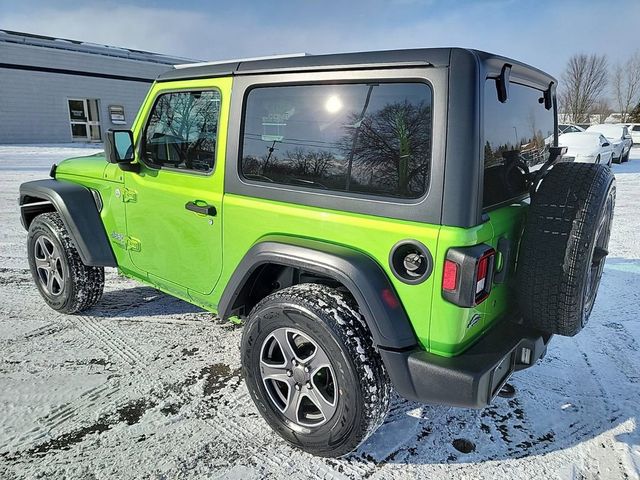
(218, 235, 418, 350)
(19, 179, 117, 267)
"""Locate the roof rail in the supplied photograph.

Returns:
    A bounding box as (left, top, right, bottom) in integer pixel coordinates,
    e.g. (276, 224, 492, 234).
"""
(174, 52, 311, 69)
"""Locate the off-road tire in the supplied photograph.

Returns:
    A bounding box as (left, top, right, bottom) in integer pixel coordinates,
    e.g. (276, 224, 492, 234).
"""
(241, 283, 391, 457)
(27, 212, 104, 313)
(517, 163, 615, 336)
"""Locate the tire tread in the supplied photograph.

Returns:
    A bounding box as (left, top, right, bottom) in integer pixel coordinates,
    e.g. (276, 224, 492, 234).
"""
(516, 163, 615, 336)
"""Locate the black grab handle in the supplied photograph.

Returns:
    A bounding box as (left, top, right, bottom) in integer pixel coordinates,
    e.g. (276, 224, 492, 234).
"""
(185, 201, 217, 216)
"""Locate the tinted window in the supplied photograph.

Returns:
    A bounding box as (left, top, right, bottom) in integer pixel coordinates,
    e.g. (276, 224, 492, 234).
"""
(241, 83, 432, 199)
(483, 81, 554, 208)
(143, 90, 221, 173)
(633, 125, 640, 132)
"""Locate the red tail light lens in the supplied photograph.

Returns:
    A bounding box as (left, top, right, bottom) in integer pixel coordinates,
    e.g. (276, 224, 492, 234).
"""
(442, 260, 459, 291)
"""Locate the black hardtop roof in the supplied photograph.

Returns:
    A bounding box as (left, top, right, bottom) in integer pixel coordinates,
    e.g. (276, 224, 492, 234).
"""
(156, 47, 556, 85)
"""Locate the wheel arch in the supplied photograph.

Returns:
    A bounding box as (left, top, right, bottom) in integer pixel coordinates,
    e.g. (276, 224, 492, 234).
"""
(19, 179, 117, 267)
(218, 235, 418, 350)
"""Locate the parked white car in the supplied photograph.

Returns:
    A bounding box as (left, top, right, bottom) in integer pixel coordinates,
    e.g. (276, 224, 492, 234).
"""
(559, 132, 614, 165)
(627, 123, 640, 144)
(586, 124, 632, 163)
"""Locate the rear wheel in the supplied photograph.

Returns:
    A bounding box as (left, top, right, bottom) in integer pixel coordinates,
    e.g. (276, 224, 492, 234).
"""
(27, 212, 104, 313)
(241, 283, 390, 457)
(517, 163, 615, 336)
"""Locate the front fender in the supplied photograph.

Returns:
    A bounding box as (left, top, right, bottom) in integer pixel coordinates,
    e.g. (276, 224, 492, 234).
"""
(19, 179, 117, 267)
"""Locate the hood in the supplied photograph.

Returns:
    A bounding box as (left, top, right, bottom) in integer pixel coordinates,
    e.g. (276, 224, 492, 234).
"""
(55, 151, 109, 179)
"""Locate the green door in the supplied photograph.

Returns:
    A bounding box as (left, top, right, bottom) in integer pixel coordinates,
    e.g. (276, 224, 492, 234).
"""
(124, 79, 231, 296)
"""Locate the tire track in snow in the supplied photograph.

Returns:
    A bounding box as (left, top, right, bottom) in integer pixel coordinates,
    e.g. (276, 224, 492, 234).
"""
(6, 314, 156, 451)
(201, 387, 378, 479)
(5, 383, 121, 450)
(6, 312, 230, 455)
(206, 398, 350, 480)
(72, 315, 147, 367)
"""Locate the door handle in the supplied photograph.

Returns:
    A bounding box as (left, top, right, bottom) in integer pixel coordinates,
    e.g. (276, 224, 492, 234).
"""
(185, 201, 217, 216)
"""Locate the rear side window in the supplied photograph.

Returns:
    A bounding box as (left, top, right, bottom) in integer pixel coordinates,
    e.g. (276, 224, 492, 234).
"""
(240, 82, 432, 199)
(143, 90, 221, 173)
(483, 81, 554, 208)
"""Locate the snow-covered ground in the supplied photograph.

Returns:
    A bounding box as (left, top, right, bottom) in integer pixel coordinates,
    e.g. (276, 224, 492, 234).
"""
(1, 144, 639, 480)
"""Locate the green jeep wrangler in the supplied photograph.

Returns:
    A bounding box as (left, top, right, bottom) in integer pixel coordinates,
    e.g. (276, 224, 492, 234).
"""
(19, 48, 615, 457)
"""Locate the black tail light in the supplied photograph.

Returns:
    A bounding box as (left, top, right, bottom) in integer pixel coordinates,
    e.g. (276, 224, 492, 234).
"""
(442, 244, 496, 307)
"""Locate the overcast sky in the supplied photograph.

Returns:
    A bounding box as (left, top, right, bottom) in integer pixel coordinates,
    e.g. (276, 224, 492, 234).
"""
(1, 0, 638, 80)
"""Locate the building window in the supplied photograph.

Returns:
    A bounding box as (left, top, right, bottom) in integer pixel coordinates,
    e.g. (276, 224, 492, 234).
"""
(240, 82, 432, 199)
(68, 99, 102, 142)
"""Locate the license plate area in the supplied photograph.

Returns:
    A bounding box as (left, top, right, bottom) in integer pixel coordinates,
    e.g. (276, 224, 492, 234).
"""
(489, 351, 515, 399)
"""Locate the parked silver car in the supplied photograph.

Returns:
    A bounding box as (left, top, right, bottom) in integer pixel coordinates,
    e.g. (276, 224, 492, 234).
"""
(586, 124, 632, 163)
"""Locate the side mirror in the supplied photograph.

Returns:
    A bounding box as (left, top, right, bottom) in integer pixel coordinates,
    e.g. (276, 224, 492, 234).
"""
(602, 142, 610, 147)
(105, 129, 139, 172)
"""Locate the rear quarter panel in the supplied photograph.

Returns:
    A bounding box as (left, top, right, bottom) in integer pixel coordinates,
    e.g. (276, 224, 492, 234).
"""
(214, 195, 441, 351)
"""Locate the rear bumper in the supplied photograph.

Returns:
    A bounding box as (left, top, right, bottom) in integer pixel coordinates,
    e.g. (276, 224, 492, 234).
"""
(380, 319, 552, 408)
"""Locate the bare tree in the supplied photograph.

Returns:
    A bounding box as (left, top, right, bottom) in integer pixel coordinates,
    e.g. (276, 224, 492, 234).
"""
(591, 99, 614, 124)
(612, 51, 640, 123)
(559, 54, 608, 124)
(286, 148, 334, 178)
(341, 100, 431, 195)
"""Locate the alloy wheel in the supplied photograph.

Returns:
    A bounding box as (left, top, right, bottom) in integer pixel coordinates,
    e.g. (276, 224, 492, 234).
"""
(259, 327, 337, 428)
(33, 235, 64, 296)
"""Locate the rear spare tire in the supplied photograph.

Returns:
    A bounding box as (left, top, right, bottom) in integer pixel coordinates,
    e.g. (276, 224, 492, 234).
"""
(516, 163, 615, 336)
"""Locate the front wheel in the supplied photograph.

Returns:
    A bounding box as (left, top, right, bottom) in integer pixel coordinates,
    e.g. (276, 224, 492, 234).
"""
(27, 212, 104, 313)
(241, 283, 390, 457)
